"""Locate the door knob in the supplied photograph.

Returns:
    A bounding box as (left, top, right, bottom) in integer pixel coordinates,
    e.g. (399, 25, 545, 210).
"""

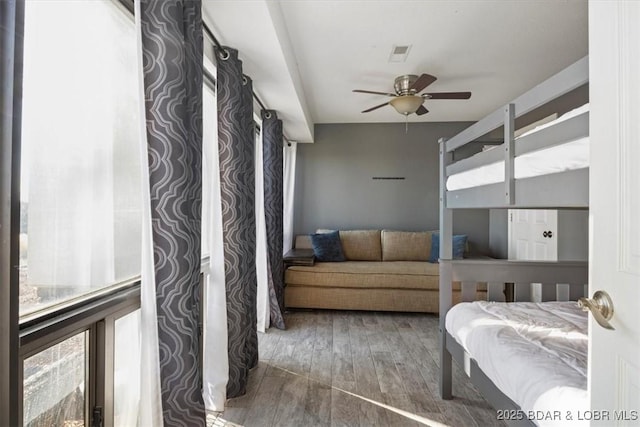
(543, 230, 553, 238)
(578, 290, 614, 330)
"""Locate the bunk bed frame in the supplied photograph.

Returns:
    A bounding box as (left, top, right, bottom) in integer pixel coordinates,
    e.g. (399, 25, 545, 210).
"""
(438, 56, 589, 426)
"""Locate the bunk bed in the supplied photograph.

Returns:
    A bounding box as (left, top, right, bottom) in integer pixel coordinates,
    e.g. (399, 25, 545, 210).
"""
(438, 56, 590, 427)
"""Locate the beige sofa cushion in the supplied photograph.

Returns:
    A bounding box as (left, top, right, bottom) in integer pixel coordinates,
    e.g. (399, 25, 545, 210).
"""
(285, 261, 439, 290)
(339, 230, 382, 261)
(381, 230, 432, 261)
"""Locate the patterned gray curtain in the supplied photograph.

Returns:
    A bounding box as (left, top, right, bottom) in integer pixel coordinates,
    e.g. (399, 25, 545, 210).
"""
(241, 74, 259, 372)
(215, 46, 258, 398)
(139, 1, 205, 425)
(261, 110, 286, 330)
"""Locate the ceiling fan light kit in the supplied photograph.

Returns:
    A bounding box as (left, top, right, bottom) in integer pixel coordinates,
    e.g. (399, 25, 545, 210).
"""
(389, 95, 424, 115)
(353, 72, 471, 116)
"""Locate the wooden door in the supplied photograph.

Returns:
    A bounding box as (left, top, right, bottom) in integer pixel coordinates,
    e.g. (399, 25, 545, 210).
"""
(508, 209, 558, 260)
(508, 209, 558, 301)
(588, 1, 640, 424)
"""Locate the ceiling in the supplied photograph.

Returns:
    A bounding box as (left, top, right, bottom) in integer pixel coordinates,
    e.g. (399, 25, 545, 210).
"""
(201, 1, 588, 143)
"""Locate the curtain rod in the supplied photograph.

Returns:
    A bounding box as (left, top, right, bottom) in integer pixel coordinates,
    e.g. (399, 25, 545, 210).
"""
(203, 26, 269, 115)
(203, 22, 292, 146)
(117, 0, 292, 146)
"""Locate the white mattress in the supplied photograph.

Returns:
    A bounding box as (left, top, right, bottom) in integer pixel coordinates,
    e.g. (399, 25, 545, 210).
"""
(446, 301, 588, 426)
(447, 104, 590, 191)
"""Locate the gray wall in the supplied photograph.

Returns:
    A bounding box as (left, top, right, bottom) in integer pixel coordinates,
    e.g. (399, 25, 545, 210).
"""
(489, 210, 509, 258)
(293, 122, 491, 253)
(557, 210, 589, 260)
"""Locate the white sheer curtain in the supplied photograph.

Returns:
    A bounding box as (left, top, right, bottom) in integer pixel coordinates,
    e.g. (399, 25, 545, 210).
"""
(113, 310, 142, 426)
(137, 145, 163, 426)
(256, 124, 271, 333)
(202, 84, 229, 412)
(135, 2, 163, 424)
(283, 143, 297, 253)
(20, 0, 141, 315)
(203, 112, 272, 410)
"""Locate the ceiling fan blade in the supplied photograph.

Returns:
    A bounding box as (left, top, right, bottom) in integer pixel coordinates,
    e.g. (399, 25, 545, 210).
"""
(415, 105, 429, 116)
(353, 89, 396, 97)
(423, 91, 472, 99)
(361, 101, 390, 113)
(410, 73, 437, 93)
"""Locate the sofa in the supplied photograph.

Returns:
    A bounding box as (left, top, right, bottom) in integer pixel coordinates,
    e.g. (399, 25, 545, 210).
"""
(284, 229, 485, 314)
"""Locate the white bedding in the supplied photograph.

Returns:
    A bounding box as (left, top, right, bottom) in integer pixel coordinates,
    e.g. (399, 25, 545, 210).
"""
(446, 301, 588, 426)
(446, 104, 590, 191)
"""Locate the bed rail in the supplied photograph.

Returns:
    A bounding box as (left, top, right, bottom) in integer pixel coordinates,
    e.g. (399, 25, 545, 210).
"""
(438, 259, 588, 399)
(445, 56, 588, 153)
(439, 259, 588, 320)
(444, 259, 587, 283)
(446, 168, 588, 209)
(439, 56, 589, 210)
(445, 110, 589, 177)
(444, 259, 587, 303)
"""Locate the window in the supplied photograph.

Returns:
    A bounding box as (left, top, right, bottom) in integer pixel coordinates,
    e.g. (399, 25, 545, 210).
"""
(20, 0, 142, 316)
(14, 2, 213, 425)
(18, 2, 143, 425)
(23, 332, 88, 426)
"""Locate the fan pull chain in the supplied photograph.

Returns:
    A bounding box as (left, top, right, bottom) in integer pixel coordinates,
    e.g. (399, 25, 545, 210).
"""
(405, 115, 409, 133)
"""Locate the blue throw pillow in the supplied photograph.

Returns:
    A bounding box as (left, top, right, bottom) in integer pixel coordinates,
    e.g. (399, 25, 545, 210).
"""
(429, 233, 468, 263)
(452, 235, 468, 259)
(310, 230, 346, 262)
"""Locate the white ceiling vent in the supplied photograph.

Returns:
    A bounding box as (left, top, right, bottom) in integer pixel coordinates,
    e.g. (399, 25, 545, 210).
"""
(388, 44, 411, 62)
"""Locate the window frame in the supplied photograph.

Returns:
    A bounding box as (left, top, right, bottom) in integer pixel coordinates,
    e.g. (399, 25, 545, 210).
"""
(1, 0, 26, 425)
(19, 283, 140, 426)
(14, 0, 143, 424)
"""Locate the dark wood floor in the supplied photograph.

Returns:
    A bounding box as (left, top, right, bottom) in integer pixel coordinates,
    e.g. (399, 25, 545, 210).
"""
(209, 310, 505, 427)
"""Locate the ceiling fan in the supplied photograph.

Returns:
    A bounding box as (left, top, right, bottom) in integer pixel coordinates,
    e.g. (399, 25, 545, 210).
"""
(353, 74, 471, 116)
